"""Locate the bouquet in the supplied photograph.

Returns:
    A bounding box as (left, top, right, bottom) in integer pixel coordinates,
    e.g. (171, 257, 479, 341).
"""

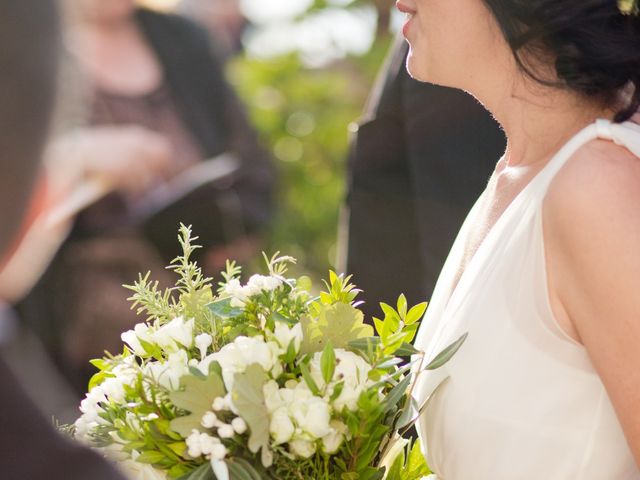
(72, 225, 465, 480)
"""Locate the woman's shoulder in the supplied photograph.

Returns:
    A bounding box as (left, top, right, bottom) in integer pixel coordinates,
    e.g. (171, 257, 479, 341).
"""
(545, 130, 640, 227)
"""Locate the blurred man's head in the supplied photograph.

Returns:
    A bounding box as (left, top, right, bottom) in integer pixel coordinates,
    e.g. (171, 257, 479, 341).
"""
(0, 0, 60, 261)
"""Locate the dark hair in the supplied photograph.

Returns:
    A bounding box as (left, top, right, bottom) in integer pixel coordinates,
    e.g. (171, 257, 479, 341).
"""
(0, 0, 59, 256)
(482, 0, 640, 122)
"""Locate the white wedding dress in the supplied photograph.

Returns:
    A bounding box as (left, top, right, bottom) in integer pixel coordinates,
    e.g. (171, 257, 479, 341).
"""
(413, 119, 640, 480)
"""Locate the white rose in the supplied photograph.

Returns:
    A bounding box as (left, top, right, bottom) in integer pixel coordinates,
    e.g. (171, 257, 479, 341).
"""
(273, 323, 303, 353)
(321, 420, 348, 454)
(263, 380, 285, 413)
(269, 407, 295, 444)
(288, 386, 332, 439)
(152, 317, 194, 351)
(289, 439, 317, 459)
(145, 350, 190, 390)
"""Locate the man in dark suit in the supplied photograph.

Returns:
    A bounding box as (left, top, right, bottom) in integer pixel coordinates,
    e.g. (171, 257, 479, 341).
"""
(0, 1, 125, 478)
(341, 37, 506, 320)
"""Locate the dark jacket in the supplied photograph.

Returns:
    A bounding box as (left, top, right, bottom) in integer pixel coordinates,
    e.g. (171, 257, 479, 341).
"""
(342, 38, 506, 320)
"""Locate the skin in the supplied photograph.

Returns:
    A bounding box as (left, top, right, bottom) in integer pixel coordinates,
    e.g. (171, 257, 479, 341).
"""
(397, 0, 640, 466)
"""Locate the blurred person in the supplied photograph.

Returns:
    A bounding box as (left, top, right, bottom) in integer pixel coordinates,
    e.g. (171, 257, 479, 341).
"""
(0, 1, 127, 478)
(18, 0, 275, 395)
(340, 36, 505, 321)
(179, 0, 247, 58)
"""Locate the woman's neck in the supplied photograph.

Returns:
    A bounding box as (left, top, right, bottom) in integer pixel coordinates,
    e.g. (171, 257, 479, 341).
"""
(478, 75, 612, 169)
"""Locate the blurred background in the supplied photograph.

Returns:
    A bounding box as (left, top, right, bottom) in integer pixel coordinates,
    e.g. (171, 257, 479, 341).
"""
(1, 0, 401, 419)
(178, 0, 398, 277)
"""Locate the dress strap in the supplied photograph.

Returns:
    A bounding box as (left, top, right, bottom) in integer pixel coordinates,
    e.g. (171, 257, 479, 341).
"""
(594, 119, 640, 157)
(537, 119, 640, 192)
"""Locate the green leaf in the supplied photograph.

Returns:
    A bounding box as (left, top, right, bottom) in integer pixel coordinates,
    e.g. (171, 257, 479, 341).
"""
(386, 445, 405, 480)
(424, 332, 468, 371)
(329, 380, 345, 402)
(382, 375, 412, 414)
(89, 358, 109, 371)
(405, 302, 428, 325)
(300, 302, 373, 354)
(396, 294, 408, 319)
(299, 360, 321, 396)
(208, 297, 244, 319)
(320, 341, 336, 385)
(169, 368, 226, 437)
(231, 364, 273, 467)
(394, 342, 420, 356)
(400, 440, 431, 479)
(135, 450, 166, 464)
(177, 463, 214, 480)
(226, 458, 263, 480)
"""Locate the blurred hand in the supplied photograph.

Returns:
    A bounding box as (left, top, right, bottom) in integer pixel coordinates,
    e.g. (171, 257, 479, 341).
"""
(52, 125, 173, 194)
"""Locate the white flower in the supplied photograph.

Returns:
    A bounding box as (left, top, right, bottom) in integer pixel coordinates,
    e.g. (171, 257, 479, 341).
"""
(121, 329, 146, 356)
(152, 317, 194, 351)
(310, 349, 373, 411)
(116, 450, 168, 480)
(195, 333, 213, 359)
(222, 278, 249, 307)
(231, 417, 247, 434)
(289, 439, 316, 458)
(263, 380, 285, 413)
(269, 407, 295, 445)
(201, 411, 218, 429)
(322, 420, 348, 454)
(145, 350, 190, 390)
(288, 387, 332, 439)
(186, 430, 203, 458)
(211, 458, 229, 480)
(211, 396, 226, 412)
(272, 323, 303, 353)
(217, 423, 235, 439)
(186, 431, 227, 460)
(203, 336, 279, 391)
(98, 357, 138, 404)
(246, 274, 282, 295)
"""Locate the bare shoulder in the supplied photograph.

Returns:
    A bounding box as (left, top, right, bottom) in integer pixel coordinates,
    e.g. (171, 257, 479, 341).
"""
(545, 138, 640, 232)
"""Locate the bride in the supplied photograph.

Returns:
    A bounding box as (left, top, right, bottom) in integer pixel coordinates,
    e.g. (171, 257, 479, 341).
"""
(398, 0, 640, 478)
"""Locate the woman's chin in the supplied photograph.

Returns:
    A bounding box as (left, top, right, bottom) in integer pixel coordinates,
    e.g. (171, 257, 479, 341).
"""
(405, 49, 437, 84)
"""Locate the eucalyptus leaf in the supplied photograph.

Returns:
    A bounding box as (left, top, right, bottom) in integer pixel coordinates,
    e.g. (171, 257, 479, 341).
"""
(394, 342, 421, 357)
(382, 375, 412, 413)
(423, 332, 468, 371)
